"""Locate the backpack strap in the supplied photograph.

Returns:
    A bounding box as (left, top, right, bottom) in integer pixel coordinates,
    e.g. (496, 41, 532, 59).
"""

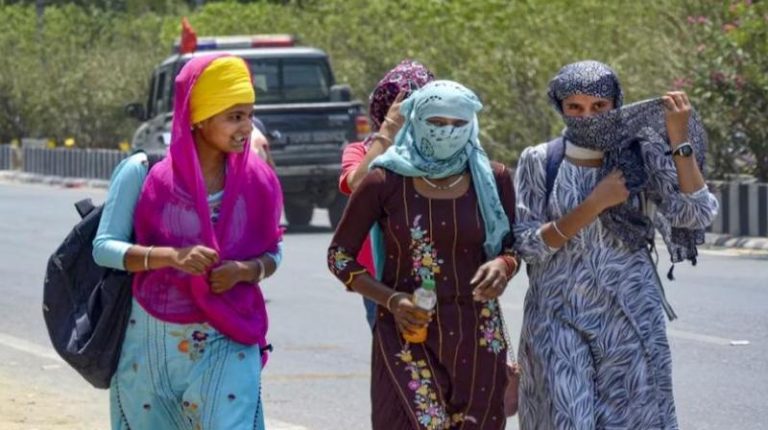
(629, 138, 644, 165)
(145, 152, 164, 170)
(544, 137, 566, 208)
(525, 139, 564, 277)
(131, 149, 164, 172)
(74, 198, 96, 219)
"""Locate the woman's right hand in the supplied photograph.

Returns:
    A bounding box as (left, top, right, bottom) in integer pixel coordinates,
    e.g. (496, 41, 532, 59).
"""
(588, 169, 630, 212)
(171, 245, 219, 275)
(390, 293, 432, 336)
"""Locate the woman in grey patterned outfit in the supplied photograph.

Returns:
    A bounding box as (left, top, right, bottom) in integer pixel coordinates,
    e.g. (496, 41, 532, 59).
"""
(513, 61, 719, 429)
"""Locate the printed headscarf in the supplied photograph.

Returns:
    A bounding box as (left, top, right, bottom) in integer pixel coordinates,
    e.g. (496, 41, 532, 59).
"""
(132, 54, 283, 364)
(367, 59, 435, 131)
(371, 80, 510, 258)
(548, 60, 707, 264)
(548, 60, 623, 114)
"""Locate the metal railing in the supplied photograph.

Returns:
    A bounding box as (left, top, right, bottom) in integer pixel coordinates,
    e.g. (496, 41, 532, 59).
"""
(0, 144, 12, 170)
(21, 147, 127, 180)
(708, 181, 768, 237)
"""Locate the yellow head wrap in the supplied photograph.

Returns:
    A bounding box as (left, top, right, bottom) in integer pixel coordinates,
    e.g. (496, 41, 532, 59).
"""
(189, 56, 255, 125)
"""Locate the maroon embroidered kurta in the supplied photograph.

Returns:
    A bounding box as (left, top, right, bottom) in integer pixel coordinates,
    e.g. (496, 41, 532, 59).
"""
(328, 163, 516, 430)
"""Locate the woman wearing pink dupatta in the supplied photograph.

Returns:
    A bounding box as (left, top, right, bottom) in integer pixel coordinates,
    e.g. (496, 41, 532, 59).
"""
(99, 53, 282, 430)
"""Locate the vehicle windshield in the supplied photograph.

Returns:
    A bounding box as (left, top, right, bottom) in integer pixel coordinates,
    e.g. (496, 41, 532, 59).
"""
(247, 58, 333, 104)
(162, 57, 333, 114)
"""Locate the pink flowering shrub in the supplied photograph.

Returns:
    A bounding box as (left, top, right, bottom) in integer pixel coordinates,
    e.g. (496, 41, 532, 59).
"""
(682, 1, 768, 181)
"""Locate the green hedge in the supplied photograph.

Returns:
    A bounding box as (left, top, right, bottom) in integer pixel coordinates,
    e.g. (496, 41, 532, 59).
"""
(0, 0, 765, 179)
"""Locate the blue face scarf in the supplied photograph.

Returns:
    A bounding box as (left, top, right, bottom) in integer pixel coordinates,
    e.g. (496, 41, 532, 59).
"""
(371, 80, 510, 259)
(548, 61, 707, 264)
(415, 120, 473, 161)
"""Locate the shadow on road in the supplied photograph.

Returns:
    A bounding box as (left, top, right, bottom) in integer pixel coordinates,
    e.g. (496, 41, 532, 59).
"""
(282, 224, 334, 234)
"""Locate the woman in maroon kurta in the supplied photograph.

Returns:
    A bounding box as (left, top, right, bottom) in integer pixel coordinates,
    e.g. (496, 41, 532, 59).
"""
(327, 81, 518, 429)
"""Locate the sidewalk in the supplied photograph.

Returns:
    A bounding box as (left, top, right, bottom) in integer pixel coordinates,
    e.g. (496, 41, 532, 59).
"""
(0, 369, 105, 430)
(0, 170, 109, 190)
(0, 367, 309, 430)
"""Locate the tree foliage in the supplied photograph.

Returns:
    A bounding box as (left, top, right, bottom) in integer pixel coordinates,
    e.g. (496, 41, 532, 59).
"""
(0, 0, 765, 179)
(682, 0, 768, 181)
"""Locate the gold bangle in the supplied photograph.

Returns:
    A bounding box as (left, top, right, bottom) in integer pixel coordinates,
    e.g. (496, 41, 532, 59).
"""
(383, 117, 398, 127)
(373, 132, 393, 146)
(255, 258, 266, 283)
(386, 292, 404, 313)
(144, 246, 154, 271)
(552, 221, 569, 240)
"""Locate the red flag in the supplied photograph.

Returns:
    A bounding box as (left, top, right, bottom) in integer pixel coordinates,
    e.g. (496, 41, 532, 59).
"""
(180, 17, 197, 54)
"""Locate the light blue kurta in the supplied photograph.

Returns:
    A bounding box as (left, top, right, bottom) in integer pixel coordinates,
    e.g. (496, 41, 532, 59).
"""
(110, 299, 266, 430)
(95, 152, 281, 430)
(513, 139, 718, 430)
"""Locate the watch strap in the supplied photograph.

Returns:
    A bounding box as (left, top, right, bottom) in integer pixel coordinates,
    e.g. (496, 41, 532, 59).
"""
(670, 141, 693, 157)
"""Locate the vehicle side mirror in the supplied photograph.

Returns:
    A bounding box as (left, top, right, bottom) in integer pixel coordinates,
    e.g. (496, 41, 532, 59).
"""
(267, 130, 282, 142)
(124, 103, 146, 121)
(267, 129, 286, 147)
(330, 84, 352, 102)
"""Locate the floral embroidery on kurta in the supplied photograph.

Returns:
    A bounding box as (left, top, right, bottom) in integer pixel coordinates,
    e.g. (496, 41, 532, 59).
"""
(409, 215, 444, 282)
(182, 400, 202, 430)
(397, 348, 450, 429)
(478, 300, 505, 354)
(328, 247, 354, 275)
(170, 326, 211, 362)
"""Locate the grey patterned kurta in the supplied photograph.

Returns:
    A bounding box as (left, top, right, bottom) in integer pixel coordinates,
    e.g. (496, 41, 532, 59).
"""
(513, 139, 719, 430)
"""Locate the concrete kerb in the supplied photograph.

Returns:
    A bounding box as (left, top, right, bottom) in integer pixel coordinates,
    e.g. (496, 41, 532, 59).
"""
(704, 232, 768, 252)
(0, 170, 110, 189)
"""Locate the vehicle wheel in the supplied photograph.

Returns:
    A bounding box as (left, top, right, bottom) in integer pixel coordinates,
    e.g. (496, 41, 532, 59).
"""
(328, 193, 348, 230)
(285, 201, 313, 226)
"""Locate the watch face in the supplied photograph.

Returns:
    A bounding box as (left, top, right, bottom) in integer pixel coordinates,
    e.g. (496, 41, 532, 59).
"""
(675, 144, 693, 157)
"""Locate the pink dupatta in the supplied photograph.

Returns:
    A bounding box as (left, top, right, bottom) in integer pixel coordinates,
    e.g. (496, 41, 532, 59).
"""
(132, 54, 283, 360)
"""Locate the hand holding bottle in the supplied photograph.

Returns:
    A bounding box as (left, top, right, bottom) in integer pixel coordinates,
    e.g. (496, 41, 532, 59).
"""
(394, 278, 437, 343)
(390, 293, 433, 339)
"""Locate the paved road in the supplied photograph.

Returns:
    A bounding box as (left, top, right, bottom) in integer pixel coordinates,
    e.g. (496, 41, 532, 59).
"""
(0, 181, 766, 429)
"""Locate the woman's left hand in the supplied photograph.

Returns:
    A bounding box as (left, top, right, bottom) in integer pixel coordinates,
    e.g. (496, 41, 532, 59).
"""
(379, 91, 407, 137)
(470, 259, 509, 302)
(209, 260, 247, 294)
(662, 91, 692, 144)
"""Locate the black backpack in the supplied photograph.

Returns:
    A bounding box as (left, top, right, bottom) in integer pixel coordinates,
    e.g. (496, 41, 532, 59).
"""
(42, 152, 162, 389)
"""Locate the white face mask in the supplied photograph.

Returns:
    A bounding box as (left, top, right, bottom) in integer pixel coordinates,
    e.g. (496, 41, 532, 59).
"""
(414, 121, 472, 161)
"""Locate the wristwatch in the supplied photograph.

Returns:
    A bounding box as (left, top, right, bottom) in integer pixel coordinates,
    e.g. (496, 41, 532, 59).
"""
(671, 142, 694, 158)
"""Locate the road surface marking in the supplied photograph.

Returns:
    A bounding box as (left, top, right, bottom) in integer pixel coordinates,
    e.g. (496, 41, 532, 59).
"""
(264, 372, 368, 381)
(0, 333, 63, 363)
(0, 327, 748, 375)
(281, 344, 342, 351)
(667, 328, 744, 346)
(265, 419, 309, 430)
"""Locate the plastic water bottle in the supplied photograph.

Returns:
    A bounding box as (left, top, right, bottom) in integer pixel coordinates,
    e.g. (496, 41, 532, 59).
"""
(402, 278, 437, 343)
